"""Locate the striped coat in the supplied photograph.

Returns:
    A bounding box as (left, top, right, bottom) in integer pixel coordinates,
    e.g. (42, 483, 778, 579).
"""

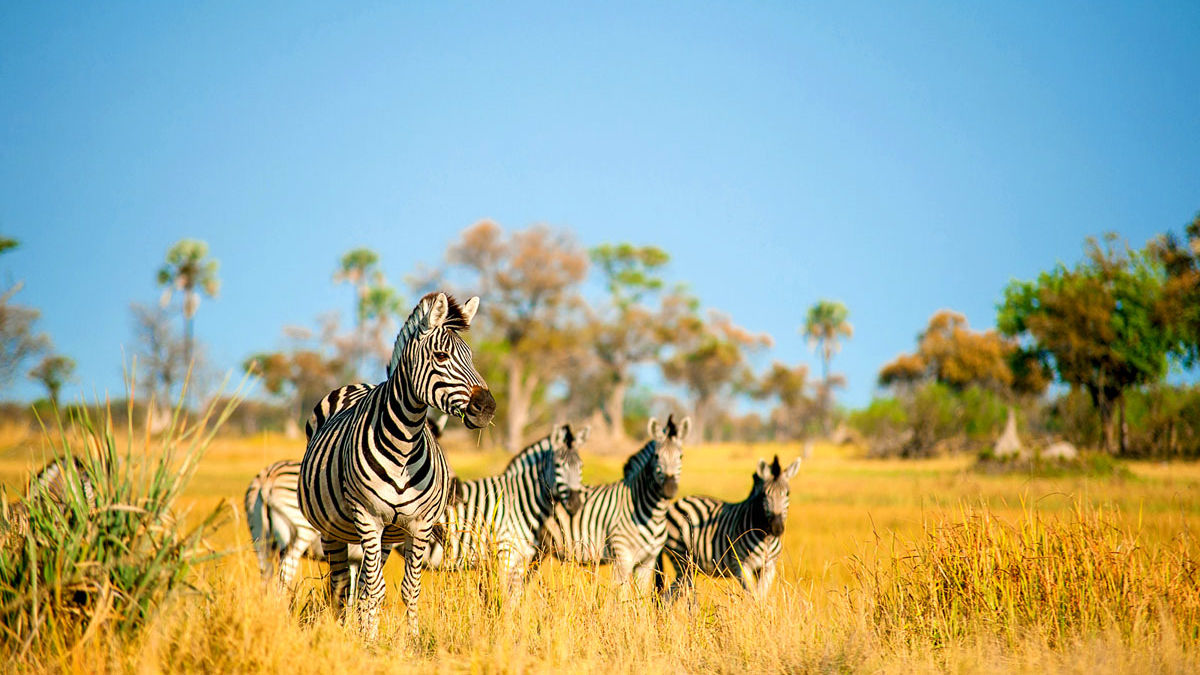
(428, 423, 588, 594)
(299, 292, 495, 639)
(656, 455, 801, 602)
(540, 416, 689, 593)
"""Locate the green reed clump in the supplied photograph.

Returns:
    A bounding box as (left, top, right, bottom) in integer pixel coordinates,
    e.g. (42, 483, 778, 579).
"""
(851, 501, 1200, 647)
(0, 386, 242, 659)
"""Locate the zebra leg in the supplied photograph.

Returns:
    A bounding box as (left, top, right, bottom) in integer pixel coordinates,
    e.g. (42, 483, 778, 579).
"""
(351, 511, 387, 641)
(665, 556, 696, 606)
(631, 558, 657, 595)
(278, 527, 320, 590)
(399, 525, 433, 637)
(755, 561, 777, 601)
(738, 566, 759, 599)
(322, 536, 352, 619)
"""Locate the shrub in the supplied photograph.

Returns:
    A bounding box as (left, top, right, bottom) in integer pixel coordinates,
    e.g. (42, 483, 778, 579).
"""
(0, 389, 241, 658)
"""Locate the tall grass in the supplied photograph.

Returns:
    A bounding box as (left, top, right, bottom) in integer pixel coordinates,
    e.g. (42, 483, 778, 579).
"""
(0, 383, 243, 663)
(852, 500, 1200, 647)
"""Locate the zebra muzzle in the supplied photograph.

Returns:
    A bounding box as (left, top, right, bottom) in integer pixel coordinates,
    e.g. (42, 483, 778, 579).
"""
(769, 515, 785, 537)
(661, 476, 678, 499)
(563, 489, 583, 515)
(463, 386, 496, 429)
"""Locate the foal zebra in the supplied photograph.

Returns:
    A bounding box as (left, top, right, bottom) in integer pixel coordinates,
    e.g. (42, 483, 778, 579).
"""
(2, 456, 97, 548)
(655, 455, 801, 603)
(428, 423, 588, 595)
(244, 415, 449, 589)
(299, 292, 495, 639)
(540, 416, 689, 594)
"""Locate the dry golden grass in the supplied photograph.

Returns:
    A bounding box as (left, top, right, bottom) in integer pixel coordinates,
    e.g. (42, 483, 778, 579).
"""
(2, 429, 1198, 673)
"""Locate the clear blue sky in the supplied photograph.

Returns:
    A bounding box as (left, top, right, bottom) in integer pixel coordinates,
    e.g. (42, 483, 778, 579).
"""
(2, 1, 1198, 408)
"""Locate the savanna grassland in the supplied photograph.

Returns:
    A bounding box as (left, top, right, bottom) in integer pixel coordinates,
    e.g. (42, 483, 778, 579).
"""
(2, 423, 1198, 674)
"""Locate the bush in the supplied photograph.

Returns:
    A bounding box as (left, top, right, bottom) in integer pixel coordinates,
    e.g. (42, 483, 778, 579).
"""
(0, 390, 241, 657)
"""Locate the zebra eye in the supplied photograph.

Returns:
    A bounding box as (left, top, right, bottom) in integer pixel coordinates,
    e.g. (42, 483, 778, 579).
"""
(433, 351, 450, 363)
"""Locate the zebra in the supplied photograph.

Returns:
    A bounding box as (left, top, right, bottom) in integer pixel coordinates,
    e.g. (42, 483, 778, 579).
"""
(244, 414, 450, 590)
(298, 292, 495, 639)
(427, 422, 588, 595)
(539, 415, 689, 595)
(2, 456, 97, 550)
(655, 454, 801, 604)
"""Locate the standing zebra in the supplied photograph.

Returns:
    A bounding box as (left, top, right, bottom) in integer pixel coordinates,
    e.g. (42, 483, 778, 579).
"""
(655, 455, 801, 604)
(428, 423, 588, 595)
(540, 416, 689, 594)
(244, 414, 449, 589)
(299, 292, 495, 639)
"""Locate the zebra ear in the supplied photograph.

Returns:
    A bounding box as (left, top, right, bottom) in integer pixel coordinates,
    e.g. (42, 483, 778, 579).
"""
(783, 458, 802, 481)
(461, 296, 480, 326)
(550, 424, 567, 448)
(756, 458, 772, 481)
(647, 417, 661, 441)
(677, 417, 692, 442)
(426, 293, 450, 330)
(576, 425, 590, 446)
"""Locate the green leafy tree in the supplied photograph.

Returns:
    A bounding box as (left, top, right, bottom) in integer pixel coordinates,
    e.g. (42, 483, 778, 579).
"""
(244, 347, 350, 437)
(156, 239, 220, 373)
(1151, 213, 1200, 367)
(752, 361, 813, 440)
(587, 243, 671, 440)
(998, 234, 1171, 454)
(29, 354, 75, 409)
(803, 300, 853, 433)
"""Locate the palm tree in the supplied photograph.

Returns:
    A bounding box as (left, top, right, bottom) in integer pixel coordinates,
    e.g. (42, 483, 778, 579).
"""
(803, 300, 852, 433)
(333, 248, 380, 377)
(157, 239, 220, 373)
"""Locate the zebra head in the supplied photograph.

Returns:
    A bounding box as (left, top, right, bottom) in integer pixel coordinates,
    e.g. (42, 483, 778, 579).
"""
(548, 423, 588, 515)
(753, 455, 802, 537)
(401, 292, 496, 429)
(647, 415, 689, 499)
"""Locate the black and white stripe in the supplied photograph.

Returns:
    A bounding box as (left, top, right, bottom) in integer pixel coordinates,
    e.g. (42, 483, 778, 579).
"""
(428, 423, 588, 594)
(540, 416, 689, 593)
(656, 455, 801, 603)
(298, 292, 495, 639)
(245, 413, 450, 590)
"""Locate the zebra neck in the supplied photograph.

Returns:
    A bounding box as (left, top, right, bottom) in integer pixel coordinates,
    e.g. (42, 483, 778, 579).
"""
(516, 453, 557, 529)
(630, 461, 669, 520)
(735, 493, 774, 542)
(371, 362, 431, 449)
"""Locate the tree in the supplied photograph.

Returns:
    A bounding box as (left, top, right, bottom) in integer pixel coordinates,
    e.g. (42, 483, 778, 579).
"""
(752, 361, 813, 440)
(878, 310, 1049, 396)
(29, 354, 74, 409)
(358, 277, 404, 375)
(244, 346, 350, 438)
(661, 294, 772, 442)
(998, 234, 1171, 454)
(130, 303, 188, 406)
(1151, 213, 1200, 367)
(446, 221, 589, 450)
(0, 238, 49, 389)
(803, 300, 853, 433)
(333, 248, 381, 377)
(586, 243, 672, 440)
(156, 239, 220, 373)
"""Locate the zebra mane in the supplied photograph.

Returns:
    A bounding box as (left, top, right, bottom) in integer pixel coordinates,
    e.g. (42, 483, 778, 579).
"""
(621, 439, 657, 483)
(502, 434, 555, 474)
(387, 292, 469, 377)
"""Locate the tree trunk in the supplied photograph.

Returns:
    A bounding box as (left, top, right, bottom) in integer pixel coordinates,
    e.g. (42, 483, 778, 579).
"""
(505, 358, 537, 452)
(604, 378, 628, 443)
(1098, 396, 1115, 455)
(1118, 395, 1128, 456)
